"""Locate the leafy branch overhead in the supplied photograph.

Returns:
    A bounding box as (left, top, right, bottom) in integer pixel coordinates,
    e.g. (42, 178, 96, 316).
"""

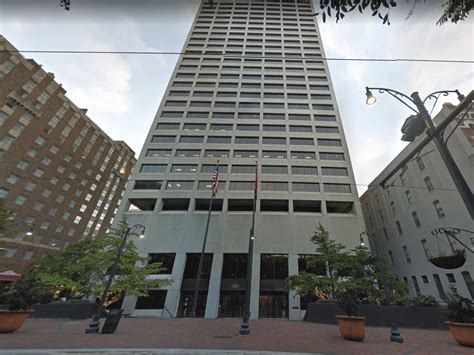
(58, 1, 472, 26)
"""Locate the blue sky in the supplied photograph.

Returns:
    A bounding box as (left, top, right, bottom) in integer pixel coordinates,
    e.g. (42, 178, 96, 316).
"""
(1, 0, 472, 195)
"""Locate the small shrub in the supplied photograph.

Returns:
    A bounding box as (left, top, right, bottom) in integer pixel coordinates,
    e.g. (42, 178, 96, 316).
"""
(446, 288, 474, 324)
(410, 295, 438, 308)
(3, 273, 52, 311)
(336, 287, 366, 317)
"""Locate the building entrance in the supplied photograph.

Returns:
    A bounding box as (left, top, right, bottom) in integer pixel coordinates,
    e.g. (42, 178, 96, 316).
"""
(259, 291, 288, 318)
(219, 291, 245, 318)
(177, 291, 207, 318)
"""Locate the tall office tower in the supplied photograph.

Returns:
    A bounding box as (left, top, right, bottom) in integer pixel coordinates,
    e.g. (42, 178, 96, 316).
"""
(118, 0, 365, 320)
(0, 35, 136, 276)
(361, 103, 474, 301)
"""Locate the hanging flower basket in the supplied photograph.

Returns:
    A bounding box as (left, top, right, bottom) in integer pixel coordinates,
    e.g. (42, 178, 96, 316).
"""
(429, 250, 466, 269)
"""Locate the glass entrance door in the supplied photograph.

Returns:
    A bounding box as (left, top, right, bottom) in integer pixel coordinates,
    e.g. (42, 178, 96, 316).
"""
(177, 291, 207, 318)
(259, 291, 288, 318)
(219, 291, 245, 318)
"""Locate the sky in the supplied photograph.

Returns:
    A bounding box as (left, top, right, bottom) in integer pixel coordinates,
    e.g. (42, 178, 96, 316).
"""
(0, 0, 472, 196)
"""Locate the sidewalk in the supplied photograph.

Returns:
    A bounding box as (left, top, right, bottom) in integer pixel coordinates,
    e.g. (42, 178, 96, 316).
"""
(0, 318, 470, 354)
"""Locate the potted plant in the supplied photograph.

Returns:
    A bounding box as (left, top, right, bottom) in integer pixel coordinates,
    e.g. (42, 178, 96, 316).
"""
(0, 273, 51, 333)
(445, 288, 474, 347)
(335, 287, 366, 341)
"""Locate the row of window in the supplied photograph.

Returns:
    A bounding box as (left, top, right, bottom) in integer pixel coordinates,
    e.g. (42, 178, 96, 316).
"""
(157, 122, 337, 133)
(133, 179, 351, 193)
(128, 197, 354, 214)
(165, 102, 332, 112)
(171, 81, 329, 91)
(145, 149, 344, 160)
(160, 111, 334, 122)
(150, 135, 341, 146)
(140, 164, 348, 176)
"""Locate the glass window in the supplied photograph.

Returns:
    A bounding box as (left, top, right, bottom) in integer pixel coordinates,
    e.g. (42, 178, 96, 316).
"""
(201, 164, 227, 173)
(210, 124, 233, 131)
(161, 111, 183, 118)
(424, 176, 434, 192)
(151, 135, 176, 143)
(263, 125, 285, 132)
(229, 181, 254, 191)
(290, 138, 313, 145)
(176, 149, 201, 158)
(237, 124, 259, 132)
(261, 181, 288, 191)
(141, 164, 167, 173)
(235, 137, 259, 144)
(166, 181, 194, 190)
(291, 151, 316, 160)
(293, 182, 320, 192)
(183, 123, 206, 131)
(207, 136, 232, 144)
(324, 183, 351, 193)
(263, 113, 285, 120)
(187, 112, 209, 119)
(321, 167, 348, 176)
(433, 200, 446, 218)
(292, 166, 317, 175)
(147, 149, 172, 157)
(204, 150, 230, 158)
(316, 126, 339, 134)
(171, 164, 198, 173)
(318, 139, 341, 147)
(234, 150, 258, 158)
(320, 152, 344, 160)
(157, 123, 180, 130)
(262, 165, 287, 174)
(180, 136, 204, 143)
(134, 180, 162, 190)
(232, 165, 256, 174)
(263, 137, 286, 145)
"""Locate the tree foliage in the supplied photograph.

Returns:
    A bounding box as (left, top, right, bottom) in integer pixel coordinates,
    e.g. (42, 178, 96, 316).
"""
(35, 219, 172, 307)
(1, 273, 52, 311)
(0, 198, 16, 237)
(59, 1, 471, 26)
(285, 224, 407, 305)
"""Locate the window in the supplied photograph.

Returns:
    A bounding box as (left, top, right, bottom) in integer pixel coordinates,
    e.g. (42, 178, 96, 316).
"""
(320, 152, 344, 161)
(433, 200, 446, 218)
(424, 176, 434, 192)
(402, 246, 412, 264)
(229, 181, 254, 191)
(405, 190, 413, 205)
(321, 167, 348, 176)
(157, 123, 180, 130)
(261, 181, 288, 191)
(232, 165, 256, 174)
(399, 173, 407, 186)
(175, 149, 201, 158)
(6, 174, 19, 184)
(263, 137, 286, 145)
(395, 221, 403, 235)
(235, 136, 259, 144)
(165, 100, 186, 107)
(151, 135, 176, 143)
(234, 150, 258, 158)
(147, 149, 171, 157)
(171, 164, 198, 173)
(260, 254, 288, 280)
(166, 181, 193, 190)
(291, 151, 316, 160)
(141, 164, 167, 173)
(134, 180, 162, 190)
(412, 211, 421, 227)
(383, 228, 389, 240)
(388, 251, 395, 266)
(201, 164, 227, 173)
(390, 201, 397, 214)
(237, 124, 259, 132)
(187, 112, 208, 119)
(318, 139, 341, 147)
(204, 150, 229, 158)
(421, 275, 429, 284)
(135, 290, 167, 310)
(16, 160, 29, 170)
(15, 195, 27, 206)
(210, 124, 233, 131)
(421, 239, 431, 258)
(293, 182, 319, 192)
(324, 183, 351, 193)
(416, 157, 425, 170)
(446, 273, 456, 284)
(261, 165, 287, 174)
(183, 123, 206, 131)
(148, 253, 176, 274)
(290, 138, 313, 145)
(180, 136, 204, 144)
(4, 248, 17, 258)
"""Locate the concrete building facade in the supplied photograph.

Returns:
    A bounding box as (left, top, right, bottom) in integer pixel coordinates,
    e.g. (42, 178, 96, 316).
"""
(118, 0, 366, 320)
(0, 36, 136, 274)
(361, 103, 474, 301)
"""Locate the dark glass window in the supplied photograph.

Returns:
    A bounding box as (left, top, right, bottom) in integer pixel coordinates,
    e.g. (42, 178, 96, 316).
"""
(141, 164, 167, 173)
(260, 254, 288, 280)
(135, 290, 167, 309)
(298, 255, 326, 275)
(148, 253, 176, 274)
(134, 180, 162, 190)
(183, 253, 213, 279)
(222, 254, 248, 279)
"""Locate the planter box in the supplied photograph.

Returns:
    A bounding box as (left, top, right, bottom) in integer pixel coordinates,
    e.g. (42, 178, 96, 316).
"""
(30, 303, 106, 320)
(304, 303, 447, 329)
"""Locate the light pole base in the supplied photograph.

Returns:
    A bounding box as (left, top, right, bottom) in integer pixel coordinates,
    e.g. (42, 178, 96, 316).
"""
(239, 318, 250, 335)
(85, 315, 100, 334)
(390, 324, 404, 343)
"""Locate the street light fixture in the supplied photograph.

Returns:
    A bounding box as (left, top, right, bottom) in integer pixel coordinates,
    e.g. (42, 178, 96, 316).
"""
(360, 231, 403, 343)
(85, 223, 146, 334)
(364, 86, 473, 220)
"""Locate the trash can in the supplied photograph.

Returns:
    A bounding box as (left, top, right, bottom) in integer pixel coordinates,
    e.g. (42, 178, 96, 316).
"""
(101, 309, 123, 334)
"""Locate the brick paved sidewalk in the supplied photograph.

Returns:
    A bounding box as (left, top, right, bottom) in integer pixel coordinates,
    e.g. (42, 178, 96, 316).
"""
(0, 318, 471, 354)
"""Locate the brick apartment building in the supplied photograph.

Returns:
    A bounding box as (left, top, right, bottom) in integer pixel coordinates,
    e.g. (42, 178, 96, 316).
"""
(0, 35, 136, 274)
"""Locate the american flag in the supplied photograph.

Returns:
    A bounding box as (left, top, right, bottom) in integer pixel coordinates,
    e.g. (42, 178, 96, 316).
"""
(211, 164, 219, 196)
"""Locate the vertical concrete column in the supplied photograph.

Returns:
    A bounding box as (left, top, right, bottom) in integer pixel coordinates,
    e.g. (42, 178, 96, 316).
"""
(163, 252, 186, 318)
(250, 252, 260, 320)
(288, 254, 301, 320)
(121, 295, 137, 315)
(205, 252, 223, 319)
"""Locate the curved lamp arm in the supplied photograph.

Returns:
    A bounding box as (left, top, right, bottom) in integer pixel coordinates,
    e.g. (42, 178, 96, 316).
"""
(366, 87, 418, 113)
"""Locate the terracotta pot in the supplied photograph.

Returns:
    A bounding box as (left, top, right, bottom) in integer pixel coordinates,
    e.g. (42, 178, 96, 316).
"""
(336, 315, 366, 341)
(0, 310, 32, 333)
(446, 321, 474, 347)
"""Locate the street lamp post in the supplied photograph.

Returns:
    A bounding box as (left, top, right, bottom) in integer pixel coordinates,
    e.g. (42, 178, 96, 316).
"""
(85, 223, 145, 334)
(360, 232, 403, 343)
(365, 87, 473, 219)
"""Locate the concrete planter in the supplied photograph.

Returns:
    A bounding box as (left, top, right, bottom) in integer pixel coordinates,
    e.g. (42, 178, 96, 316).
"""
(0, 310, 32, 333)
(30, 302, 105, 319)
(446, 321, 474, 347)
(305, 303, 447, 329)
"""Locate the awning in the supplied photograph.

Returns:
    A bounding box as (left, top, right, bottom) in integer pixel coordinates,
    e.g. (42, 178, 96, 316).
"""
(0, 270, 22, 281)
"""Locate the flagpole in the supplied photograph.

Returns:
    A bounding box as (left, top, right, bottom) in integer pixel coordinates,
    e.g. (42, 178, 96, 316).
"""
(191, 161, 218, 318)
(240, 161, 258, 335)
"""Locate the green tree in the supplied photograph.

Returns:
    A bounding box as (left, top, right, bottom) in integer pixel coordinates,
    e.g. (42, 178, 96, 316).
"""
(0, 199, 16, 236)
(35, 219, 172, 307)
(285, 224, 406, 304)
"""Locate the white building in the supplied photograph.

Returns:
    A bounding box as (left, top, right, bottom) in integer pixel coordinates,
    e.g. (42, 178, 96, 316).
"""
(117, 0, 366, 320)
(361, 102, 474, 301)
